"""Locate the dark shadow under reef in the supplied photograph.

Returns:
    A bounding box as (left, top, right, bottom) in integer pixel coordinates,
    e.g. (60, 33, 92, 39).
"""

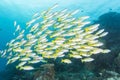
(84, 12, 120, 79)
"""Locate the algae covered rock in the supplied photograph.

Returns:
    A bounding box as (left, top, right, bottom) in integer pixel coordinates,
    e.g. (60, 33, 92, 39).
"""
(33, 64, 55, 80)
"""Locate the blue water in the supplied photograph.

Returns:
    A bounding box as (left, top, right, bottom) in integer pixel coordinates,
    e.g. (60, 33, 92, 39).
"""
(0, 0, 120, 80)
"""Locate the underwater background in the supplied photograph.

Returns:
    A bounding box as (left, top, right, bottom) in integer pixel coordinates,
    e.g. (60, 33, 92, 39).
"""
(0, 0, 120, 80)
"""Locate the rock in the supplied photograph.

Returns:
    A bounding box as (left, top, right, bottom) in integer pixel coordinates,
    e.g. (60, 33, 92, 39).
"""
(114, 53, 120, 73)
(33, 64, 55, 80)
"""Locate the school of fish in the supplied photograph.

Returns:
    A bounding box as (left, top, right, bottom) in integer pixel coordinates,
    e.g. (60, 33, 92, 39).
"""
(1, 4, 110, 70)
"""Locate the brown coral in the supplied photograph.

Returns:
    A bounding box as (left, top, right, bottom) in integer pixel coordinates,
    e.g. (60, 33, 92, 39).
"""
(33, 64, 55, 80)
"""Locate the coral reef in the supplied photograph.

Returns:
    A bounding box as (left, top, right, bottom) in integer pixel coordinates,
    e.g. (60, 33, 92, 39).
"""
(33, 64, 55, 80)
(95, 12, 120, 52)
(90, 12, 120, 74)
(114, 52, 120, 73)
(1, 59, 120, 80)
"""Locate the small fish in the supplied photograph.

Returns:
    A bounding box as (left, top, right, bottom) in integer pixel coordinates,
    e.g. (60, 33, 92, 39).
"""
(77, 40, 87, 44)
(70, 38, 82, 42)
(30, 23, 39, 32)
(55, 24, 64, 28)
(81, 45, 94, 49)
(15, 25, 21, 32)
(61, 59, 71, 64)
(33, 56, 43, 60)
(90, 24, 99, 30)
(53, 12, 59, 16)
(56, 12, 65, 18)
(20, 66, 34, 70)
(35, 49, 43, 53)
(58, 54, 65, 58)
(61, 9, 68, 13)
(23, 49, 32, 53)
(29, 39, 38, 44)
(9, 39, 16, 44)
(89, 36, 99, 40)
(13, 48, 23, 52)
(13, 42, 20, 46)
(20, 57, 31, 61)
(81, 21, 91, 25)
(45, 14, 54, 20)
(54, 40, 65, 45)
(62, 44, 70, 48)
(20, 39, 27, 45)
(14, 21, 17, 27)
(55, 51, 64, 57)
(69, 54, 82, 59)
(40, 19, 48, 24)
(79, 16, 90, 21)
(73, 45, 81, 48)
(32, 12, 39, 18)
(35, 31, 42, 36)
(7, 56, 20, 64)
(26, 53, 36, 57)
(95, 29, 104, 35)
(45, 30, 53, 34)
(80, 53, 91, 57)
(1, 50, 7, 57)
(62, 32, 75, 37)
(62, 25, 72, 29)
(50, 31, 64, 38)
(49, 45, 59, 50)
(102, 49, 111, 53)
(42, 4, 58, 16)
(86, 27, 98, 34)
(16, 34, 24, 40)
(16, 62, 26, 68)
(81, 57, 94, 62)
(92, 42, 103, 47)
(28, 60, 41, 64)
(64, 18, 75, 23)
(43, 23, 53, 29)
(39, 38, 48, 43)
(77, 48, 90, 52)
(61, 14, 70, 19)
(76, 30, 84, 35)
(99, 32, 108, 37)
(88, 40, 98, 44)
(70, 9, 79, 15)
(27, 34, 36, 39)
(69, 42, 77, 46)
(20, 30, 25, 35)
(50, 3, 58, 10)
(91, 48, 103, 54)
(46, 51, 54, 55)
(70, 50, 78, 54)
(26, 19, 36, 26)
(85, 24, 99, 32)
(76, 20, 84, 26)
(71, 27, 82, 31)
